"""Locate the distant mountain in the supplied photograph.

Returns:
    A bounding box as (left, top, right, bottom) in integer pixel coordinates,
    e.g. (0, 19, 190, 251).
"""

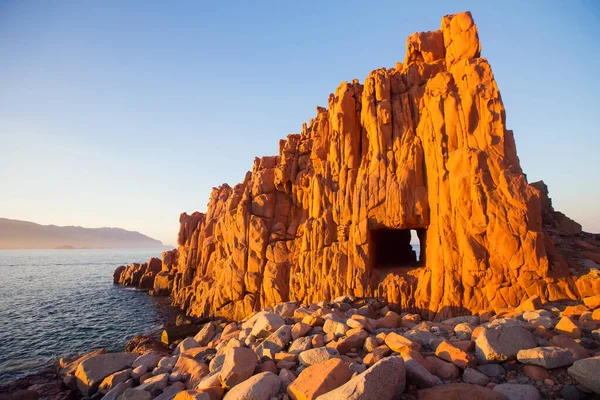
(0, 218, 164, 250)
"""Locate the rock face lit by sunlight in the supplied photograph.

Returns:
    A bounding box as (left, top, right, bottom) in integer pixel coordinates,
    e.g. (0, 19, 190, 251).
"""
(115, 12, 598, 322)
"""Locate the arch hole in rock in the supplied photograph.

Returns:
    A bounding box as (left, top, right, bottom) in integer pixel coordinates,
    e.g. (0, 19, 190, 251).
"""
(371, 228, 426, 269)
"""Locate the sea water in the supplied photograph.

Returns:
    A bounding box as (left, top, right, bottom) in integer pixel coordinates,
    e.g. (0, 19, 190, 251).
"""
(0, 248, 177, 384)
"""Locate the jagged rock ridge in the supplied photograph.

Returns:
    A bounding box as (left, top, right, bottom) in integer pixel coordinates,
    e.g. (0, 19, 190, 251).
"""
(115, 12, 599, 320)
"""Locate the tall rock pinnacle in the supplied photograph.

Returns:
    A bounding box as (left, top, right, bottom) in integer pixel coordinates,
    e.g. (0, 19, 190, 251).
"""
(118, 12, 599, 320)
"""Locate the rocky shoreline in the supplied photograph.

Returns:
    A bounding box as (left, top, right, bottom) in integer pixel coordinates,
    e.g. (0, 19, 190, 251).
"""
(3, 294, 600, 400)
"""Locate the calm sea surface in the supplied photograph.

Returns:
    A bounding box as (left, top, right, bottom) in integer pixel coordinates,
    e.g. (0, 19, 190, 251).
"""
(0, 248, 178, 385)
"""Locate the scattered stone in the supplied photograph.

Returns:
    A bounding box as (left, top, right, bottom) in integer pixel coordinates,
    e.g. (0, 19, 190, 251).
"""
(475, 325, 536, 363)
(522, 365, 551, 381)
(250, 313, 285, 338)
(462, 368, 489, 386)
(424, 356, 460, 380)
(99, 369, 131, 393)
(316, 356, 405, 400)
(133, 351, 164, 371)
(126, 335, 170, 355)
(554, 317, 582, 339)
(175, 338, 200, 355)
(153, 383, 185, 400)
(222, 372, 281, 400)
(298, 347, 339, 366)
(454, 323, 475, 340)
(335, 329, 369, 354)
(521, 296, 544, 312)
(517, 346, 580, 369)
(136, 373, 169, 393)
(103, 380, 133, 400)
(254, 325, 292, 359)
(287, 358, 353, 400)
(323, 319, 348, 336)
(418, 383, 504, 400)
(435, 340, 477, 369)
(476, 364, 505, 378)
(583, 295, 600, 309)
(117, 388, 151, 400)
(291, 323, 312, 340)
(75, 352, 137, 395)
(172, 355, 209, 389)
(194, 322, 217, 346)
(567, 356, 600, 394)
(404, 358, 442, 388)
(550, 335, 589, 358)
(493, 383, 541, 400)
(385, 332, 421, 352)
(273, 301, 299, 318)
(560, 385, 582, 400)
(288, 337, 312, 354)
(219, 347, 258, 388)
(363, 336, 378, 353)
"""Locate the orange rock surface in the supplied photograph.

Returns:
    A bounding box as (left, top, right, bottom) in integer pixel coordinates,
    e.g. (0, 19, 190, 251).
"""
(116, 12, 597, 321)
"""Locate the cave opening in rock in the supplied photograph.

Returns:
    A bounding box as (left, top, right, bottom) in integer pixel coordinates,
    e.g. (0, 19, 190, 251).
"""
(371, 228, 426, 269)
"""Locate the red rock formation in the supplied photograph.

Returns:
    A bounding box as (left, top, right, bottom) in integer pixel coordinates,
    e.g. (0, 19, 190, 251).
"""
(114, 257, 161, 290)
(531, 180, 582, 235)
(117, 12, 598, 320)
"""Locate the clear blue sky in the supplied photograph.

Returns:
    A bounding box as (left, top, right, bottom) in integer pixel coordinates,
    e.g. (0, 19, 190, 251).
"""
(1, 1, 598, 246)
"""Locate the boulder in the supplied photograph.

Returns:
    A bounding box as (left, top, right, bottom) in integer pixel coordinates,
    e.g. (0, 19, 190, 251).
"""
(292, 323, 312, 340)
(404, 358, 442, 388)
(289, 337, 312, 354)
(59, 348, 108, 377)
(334, 329, 369, 354)
(423, 356, 460, 380)
(476, 364, 505, 378)
(418, 383, 504, 400)
(136, 373, 169, 393)
(254, 324, 292, 358)
(173, 388, 224, 400)
(554, 317, 582, 339)
(298, 347, 340, 366)
(475, 325, 536, 363)
(103, 380, 133, 400)
(154, 383, 185, 400)
(516, 346, 580, 369)
(323, 319, 348, 336)
(117, 388, 152, 400)
(99, 369, 131, 393)
(435, 340, 477, 369)
(522, 365, 551, 381)
(250, 313, 285, 338)
(287, 358, 353, 400)
(274, 301, 299, 318)
(493, 384, 541, 400)
(75, 352, 137, 395)
(222, 372, 281, 400)
(125, 335, 170, 355)
(194, 322, 217, 346)
(133, 351, 164, 370)
(462, 368, 489, 387)
(176, 338, 200, 355)
(161, 326, 202, 345)
(219, 347, 258, 388)
(172, 355, 209, 389)
(385, 332, 421, 352)
(315, 356, 405, 400)
(567, 356, 600, 394)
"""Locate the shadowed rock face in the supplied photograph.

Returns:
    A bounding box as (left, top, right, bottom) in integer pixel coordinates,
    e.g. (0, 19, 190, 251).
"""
(117, 12, 598, 321)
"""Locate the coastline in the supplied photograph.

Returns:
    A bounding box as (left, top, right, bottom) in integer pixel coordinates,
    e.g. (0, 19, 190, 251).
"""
(3, 293, 599, 400)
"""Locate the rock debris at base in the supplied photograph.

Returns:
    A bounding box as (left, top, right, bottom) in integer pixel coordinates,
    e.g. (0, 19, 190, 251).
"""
(9, 293, 599, 400)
